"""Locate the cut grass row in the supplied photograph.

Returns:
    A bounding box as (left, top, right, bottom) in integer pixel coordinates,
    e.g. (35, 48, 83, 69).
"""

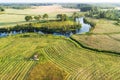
(43, 37, 120, 80)
(0, 33, 68, 80)
(0, 33, 120, 80)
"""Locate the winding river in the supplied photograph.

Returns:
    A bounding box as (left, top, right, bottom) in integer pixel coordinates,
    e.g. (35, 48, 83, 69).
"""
(0, 17, 91, 37)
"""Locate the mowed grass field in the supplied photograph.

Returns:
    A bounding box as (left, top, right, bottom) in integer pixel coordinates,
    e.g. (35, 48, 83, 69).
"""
(0, 33, 120, 80)
(0, 5, 79, 27)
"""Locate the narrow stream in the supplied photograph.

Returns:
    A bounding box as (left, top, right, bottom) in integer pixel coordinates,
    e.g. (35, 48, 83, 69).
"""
(0, 17, 91, 37)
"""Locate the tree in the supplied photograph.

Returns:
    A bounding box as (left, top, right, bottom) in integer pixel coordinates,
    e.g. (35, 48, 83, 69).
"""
(80, 6, 93, 12)
(34, 15, 41, 21)
(0, 7, 5, 11)
(57, 14, 62, 20)
(25, 16, 32, 21)
(43, 14, 48, 20)
(56, 14, 68, 21)
(72, 12, 79, 21)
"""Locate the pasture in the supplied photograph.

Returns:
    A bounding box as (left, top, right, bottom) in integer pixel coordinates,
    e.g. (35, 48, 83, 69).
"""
(0, 33, 120, 80)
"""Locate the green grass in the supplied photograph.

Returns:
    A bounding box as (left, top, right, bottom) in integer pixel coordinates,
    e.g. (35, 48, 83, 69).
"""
(0, 33, 120, 80)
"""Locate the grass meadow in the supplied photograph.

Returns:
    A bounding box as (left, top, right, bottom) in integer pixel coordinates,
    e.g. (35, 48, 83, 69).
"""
(0, 33, 120, 80)
(0, 4, 120, 80)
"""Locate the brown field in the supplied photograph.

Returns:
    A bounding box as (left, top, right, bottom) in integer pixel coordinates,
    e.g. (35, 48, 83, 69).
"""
(31, 5, 79, 14)
(27, 62, 67, 80)
(5, 5, 79, 15)
(109, 34, 120, 40)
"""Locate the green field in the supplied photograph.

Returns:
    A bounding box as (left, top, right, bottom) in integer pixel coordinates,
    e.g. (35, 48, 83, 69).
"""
(0, 33, 120, 80)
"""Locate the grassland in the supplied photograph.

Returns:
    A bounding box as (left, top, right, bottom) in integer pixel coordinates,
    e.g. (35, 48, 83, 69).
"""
(0, 33, 120, 80)
(85, 18, 120, 34)
(71, 17, 120, 54)
(71, 34, 120, 53)
(72, 18, 120, 54)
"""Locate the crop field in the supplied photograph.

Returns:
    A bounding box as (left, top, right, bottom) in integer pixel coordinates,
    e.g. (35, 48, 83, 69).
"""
(0, 33, 120, 80)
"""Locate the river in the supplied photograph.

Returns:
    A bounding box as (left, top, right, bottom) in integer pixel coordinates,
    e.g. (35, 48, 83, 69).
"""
(0, 17, 91, 37)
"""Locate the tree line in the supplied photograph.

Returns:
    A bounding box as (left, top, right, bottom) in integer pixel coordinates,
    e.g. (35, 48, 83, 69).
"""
(25, 14, 48, 21)
(25, 12, 80, 22)
(0, 13, 81, 33)
(84, 7, 120, 21)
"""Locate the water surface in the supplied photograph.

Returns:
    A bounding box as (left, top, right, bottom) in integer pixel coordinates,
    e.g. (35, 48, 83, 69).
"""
(0, 17, 91, 37)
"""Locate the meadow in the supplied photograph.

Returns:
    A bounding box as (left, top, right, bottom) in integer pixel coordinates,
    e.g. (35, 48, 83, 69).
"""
(0, 3, 120, 80)
(71, 17, 120, 54)
(85, 18, 120, 34)
(0, 33, 120, 80)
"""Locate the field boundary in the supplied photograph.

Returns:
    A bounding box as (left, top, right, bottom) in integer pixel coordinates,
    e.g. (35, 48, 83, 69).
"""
(70, 37, 120, 55)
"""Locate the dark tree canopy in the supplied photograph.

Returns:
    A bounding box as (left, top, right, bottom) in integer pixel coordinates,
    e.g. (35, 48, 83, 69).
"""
(56, 14, 68, 21)
(0, 7, 5, 11)
(34, 15, 41, 21)
(85, 8, 120, 20)
(25, 16, 33, 21)
(72, 12, 79, 21)
(43, 14, 49, 19)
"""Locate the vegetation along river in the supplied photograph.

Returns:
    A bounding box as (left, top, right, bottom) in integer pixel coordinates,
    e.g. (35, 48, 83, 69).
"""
(0, 17, 91, 37)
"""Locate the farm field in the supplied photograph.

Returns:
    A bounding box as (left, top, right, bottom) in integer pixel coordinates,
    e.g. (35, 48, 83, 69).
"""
(0, 5, 79, 27)
(0, 33, 120, 80)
